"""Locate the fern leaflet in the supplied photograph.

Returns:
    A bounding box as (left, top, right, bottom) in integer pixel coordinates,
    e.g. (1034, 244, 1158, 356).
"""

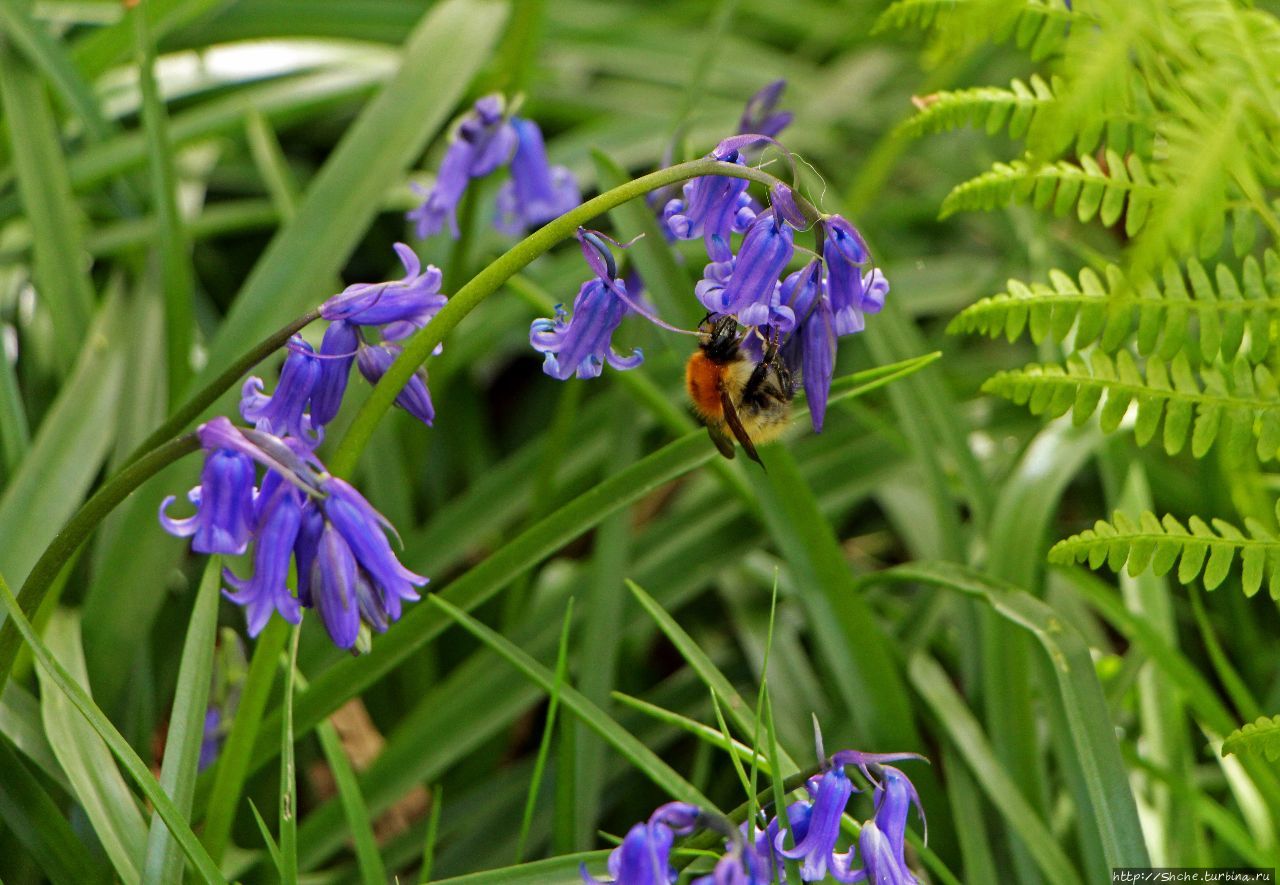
(1222, 715, 1280, 762)
(875, 0, 1085, 60)
(983, 350, 1280, 461)
(949, 254, 1280, 364)
(1048, 507, 1280, 598)
(940, 153, 1160, 235)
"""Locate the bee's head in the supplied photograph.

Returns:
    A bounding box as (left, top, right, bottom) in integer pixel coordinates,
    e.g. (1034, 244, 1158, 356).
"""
(698, 313, 742, 362)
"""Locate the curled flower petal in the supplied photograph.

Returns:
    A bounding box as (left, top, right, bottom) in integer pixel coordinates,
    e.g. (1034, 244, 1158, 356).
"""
(776, 766, 859, 882)
(159, 448, 256, 554)
(239, 336, 321, 445)
(862, 267, 890, 315)
(320, 243, 446, 328)
(222, 479, 303, 637)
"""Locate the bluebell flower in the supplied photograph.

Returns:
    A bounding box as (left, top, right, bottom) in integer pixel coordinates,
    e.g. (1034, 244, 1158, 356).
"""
(320, 243, 447, 330)
(663, 149, 755, 261)
(776, 766, 858, 882)
(222, 471, 304, 637)
(778, 261, 835, 432)
(311, 320, 359, 427)
(714, 214, 795, 328)
(159, 447, 256, 554)
(530, 276, 644, 379)
(496, 117, 580, 234)
(581, 821, 675, 885)
(240, 336, 321, 445)
(739, 80, 793, 139)
(822, 215, 878, 336)
(198, 708, 222, 772)
(321, 476, 427, 624)
(356, 343, 435, 426)
(581, 802, 698, 885)
(408, 95, 517, 238)
(306, 519, 362, 650)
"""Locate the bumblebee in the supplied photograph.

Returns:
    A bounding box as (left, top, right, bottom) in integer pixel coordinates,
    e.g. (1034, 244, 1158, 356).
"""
(685, 314, 795, 464)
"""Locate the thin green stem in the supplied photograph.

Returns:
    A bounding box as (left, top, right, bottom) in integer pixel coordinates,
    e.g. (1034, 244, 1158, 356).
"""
(123, 309, 321, 471)
(328, 158, 813, 477)
(0, 433, 200, 692)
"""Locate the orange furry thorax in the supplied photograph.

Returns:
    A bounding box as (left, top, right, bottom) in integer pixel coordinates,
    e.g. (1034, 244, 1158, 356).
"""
(685, 351, 725, 420)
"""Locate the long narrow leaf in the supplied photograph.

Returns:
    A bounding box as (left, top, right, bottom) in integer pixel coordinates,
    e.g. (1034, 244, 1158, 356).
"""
(0, 577, 226, 884)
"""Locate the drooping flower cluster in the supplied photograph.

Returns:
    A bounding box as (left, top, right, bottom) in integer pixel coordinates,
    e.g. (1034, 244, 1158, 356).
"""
(581, 749, 926, 884)
(408, 94, 579, 239)
(527, 82, 889, 437)
(161, 243, 445, 649)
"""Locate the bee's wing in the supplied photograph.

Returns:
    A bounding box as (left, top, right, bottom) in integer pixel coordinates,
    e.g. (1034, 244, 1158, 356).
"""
(705, 422, 737, 460)
(720, 387, 763, 465)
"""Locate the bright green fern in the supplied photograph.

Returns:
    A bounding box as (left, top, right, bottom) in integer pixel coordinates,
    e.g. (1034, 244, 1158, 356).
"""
(1049, 507, 1280, 598)
(949, 254, 1280, 363)
(1222, 716, 1280, 762)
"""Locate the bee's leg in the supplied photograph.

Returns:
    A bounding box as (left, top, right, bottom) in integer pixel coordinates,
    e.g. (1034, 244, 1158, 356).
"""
(741, 357, 774, 403)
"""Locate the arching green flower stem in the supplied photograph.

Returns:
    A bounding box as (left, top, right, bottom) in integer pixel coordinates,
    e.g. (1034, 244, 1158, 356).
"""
(327, 157, 816, 477)
(0, 159, 810, 693)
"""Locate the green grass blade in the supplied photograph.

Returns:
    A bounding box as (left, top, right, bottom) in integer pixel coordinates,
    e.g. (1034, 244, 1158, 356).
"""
(200, 616, 289, 862)
(428, 593, 717, 810)
(517, 599, 573, 862)
(0, 331, 29, 474)
(38, 609, 147, 883)
(0, 0, 111, 140)
(750, 443, 918, 749)
(247, 799, 283, 875)
(0, 42, 95, 373)
(572, 395, 636, 846)
(198, 0, 509, 383)
(142, 556, 221, 884)
(0, 682, 69, 791)
(433, 851, 610, 884)
(626, 579, 797, 773)
(131, 3, 195, 406)
(420, 785, 443, 884)
(982, 420, 1103, 877)
(0, 588, 229, 883)
(875, 561, 1150, 868)
(611, 691, 769, 772)
(250, 431, 718, 775)
(908, 651, 1082, 885)
(0, 735, 105, 885)
(0, 295, 124, 589)
(279, 626, 300, 885)
(300, 668, 387, 885)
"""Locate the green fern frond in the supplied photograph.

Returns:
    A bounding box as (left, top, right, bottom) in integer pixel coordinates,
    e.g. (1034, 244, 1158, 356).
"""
(983, 350, 1280, 461)
(1222, 715, 1280, 762)
(1048, 507, 1280, 598)
(949, 254, 1280, 363)
(1026, 0, 1149, 159)
(903, 75, 1156, 156)
(875, 0, 1083, 59)
(900, 76, 1056, 141)
(940, 153, 1161, 234)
